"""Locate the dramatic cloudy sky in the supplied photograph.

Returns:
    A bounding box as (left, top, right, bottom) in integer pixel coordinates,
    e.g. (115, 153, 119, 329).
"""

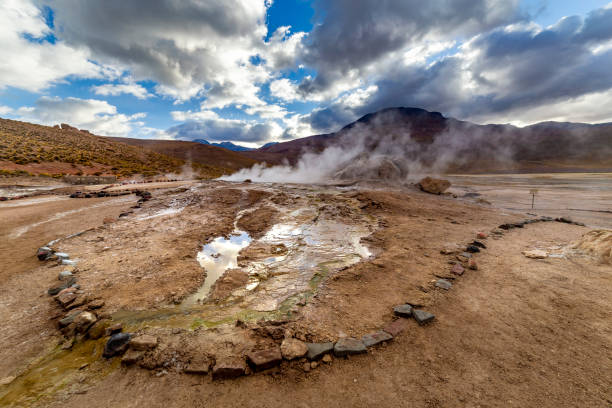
(1, 0, 611, 146)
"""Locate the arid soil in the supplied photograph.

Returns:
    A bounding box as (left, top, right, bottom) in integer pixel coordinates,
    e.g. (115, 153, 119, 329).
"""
(0, 177, 610, 407)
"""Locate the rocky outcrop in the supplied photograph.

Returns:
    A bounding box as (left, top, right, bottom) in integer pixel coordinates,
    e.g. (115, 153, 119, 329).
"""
(417, 177, 451, 194)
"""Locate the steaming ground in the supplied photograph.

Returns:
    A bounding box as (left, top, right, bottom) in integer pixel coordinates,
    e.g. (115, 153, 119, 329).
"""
(0, 175, 610, 407)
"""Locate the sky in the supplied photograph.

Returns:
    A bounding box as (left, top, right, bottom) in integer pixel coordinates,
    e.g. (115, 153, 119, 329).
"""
(0, 0, 611, 147)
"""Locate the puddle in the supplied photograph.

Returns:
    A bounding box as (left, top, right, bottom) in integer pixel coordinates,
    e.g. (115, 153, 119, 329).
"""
(183, 230, 252, 305)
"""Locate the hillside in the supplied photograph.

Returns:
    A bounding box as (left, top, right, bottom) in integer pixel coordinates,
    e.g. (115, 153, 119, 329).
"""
(0, 119, 253, 179)
(242, 107, 612, 173)
(107, 137, 258, 174)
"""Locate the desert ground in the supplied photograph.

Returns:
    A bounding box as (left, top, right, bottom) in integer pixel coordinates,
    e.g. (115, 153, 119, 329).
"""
(0, 174, 610, 407)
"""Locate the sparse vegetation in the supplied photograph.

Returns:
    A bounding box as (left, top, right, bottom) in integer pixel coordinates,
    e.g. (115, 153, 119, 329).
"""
(0, 118, 229, 178)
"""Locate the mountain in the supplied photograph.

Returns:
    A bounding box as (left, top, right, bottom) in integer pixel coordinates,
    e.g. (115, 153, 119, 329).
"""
(192, 138, 254, 152)
(0, 119, 186, 178)
(242, 107, 612, 173)
(107, 137, 258, 175)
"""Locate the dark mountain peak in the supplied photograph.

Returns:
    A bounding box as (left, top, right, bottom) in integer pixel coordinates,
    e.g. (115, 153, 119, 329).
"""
(193, 138, 210, 144)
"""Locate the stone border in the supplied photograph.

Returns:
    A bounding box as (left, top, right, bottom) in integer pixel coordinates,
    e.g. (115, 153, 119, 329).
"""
(37, 214, 586, 380)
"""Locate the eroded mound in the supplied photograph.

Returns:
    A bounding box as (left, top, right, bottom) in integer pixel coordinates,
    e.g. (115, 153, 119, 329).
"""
(571, 230, 612, 264)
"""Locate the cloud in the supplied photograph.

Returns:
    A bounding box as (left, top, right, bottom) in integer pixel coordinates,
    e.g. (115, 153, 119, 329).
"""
(0, 105, 13, 116)
(91, 82, 152, 99)
(297, 0, 523, 99)
(0, 0, 103, 92)
(15, 96, 147, 137)
(166, 117, 282, 143)
(48, 0, 302, 107)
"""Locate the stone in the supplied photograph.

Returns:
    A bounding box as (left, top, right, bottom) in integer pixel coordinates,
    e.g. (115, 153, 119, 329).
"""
(522, 249, 548, 259)
(383, 318, 408, 337)
(87, 299, 105, 310)
(435, 279, 452, 290)
(58, 270, 74, 280)
(306, 342, 335, 360)
(246, 347, 282, 371)
(88, 319, 111, 339)
(37, 247, 53, 261)
(440, 246, 459, 255)
(73, 311, 97, 332)
(451, 264, 465, 276)
(303, 362, 311, 372)
(417, 177, 451, 195)
(280, 338, 308, 360)
(62, 259, 77, 266)
(0, 376, 16, 386)
(413, 309, 435, 325)
(55, 252, 70, 260)
(310, 361, 318, 369)
(322, 354, 332, 364)
(471, 240, 487, 249)
(393, 304, 413, 317)
(334, 337, 367, 357)
(468, 259, 478, 270)
(106, 323, 123, 336)
(212, 359, 246, 380)
(47, 277, 76, 296)
(55, 292, 77, 308)
(184, 362, 211, 375)
(466, 245, 480, 253)
(476, 232, 488, 239)
(121, 349, 144, 365)
(67, 295, 88, 310)
(103, 332, 131, 358)
(58, 311, 81, 328)
(130, 334, 158, 351)
(361, 330, 393, 347)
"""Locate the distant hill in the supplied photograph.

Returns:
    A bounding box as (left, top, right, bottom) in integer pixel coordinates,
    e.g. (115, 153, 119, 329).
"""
(0, 119, 186, 178)
(107, 137, 258, 175)
(191, 138, 252, 151)
(242, 107, 612, 173)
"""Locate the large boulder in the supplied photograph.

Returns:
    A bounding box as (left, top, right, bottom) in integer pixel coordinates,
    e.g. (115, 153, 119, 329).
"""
(417, 177, 451, 194)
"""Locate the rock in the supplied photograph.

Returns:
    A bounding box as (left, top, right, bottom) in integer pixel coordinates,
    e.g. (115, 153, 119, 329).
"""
(88, 319, 111, 339)
(58, 270, 74, 281)
(37, 247, 53, 261)
(522, 249, 548, 259)
(413, 310, 435, 325)
(440, 246, 459, 255)
(130, 335, 158, 351)
(393, 304, 413, 318)
(246, 347, 282, 371)
(322, 354, 332, 363)
(184, 361, 211, 375)
(476, 232, 488, 239)
(302, 362, 311, 372)
(55, 292, 77, 308)
(451, 264, 465, 276)
(383, 318, 408, 337)
(48, 277, 76, 296)
(121, 349, 144, 365)
(87, 299, 105, 310)
(55, 252, 70, 260)
(466, 245, 481, 253)
(58, 311, 81, 328)
(468, 259, 478, 270)
(0, 376, 16, 386)
(435, 279, 452, 290)
(499, 223, 513, 230)
(361, 331, 393, 347)
(73, 311, 97, 332)
(310, 361, 318, 369)
(334, 337, 367, 357)
(103, 332, 131, 358)
(471, 240, 487, 249)
(106, 323, 123, 336)
(280, 338, 308, 360)
(556, 217, 573, 224)
(67, 295, 88, 310)
(212, 359, 246, 380)
(418, 177, 451, 195)
(306, 342, 335, 360)
(62, 259, 77, 266)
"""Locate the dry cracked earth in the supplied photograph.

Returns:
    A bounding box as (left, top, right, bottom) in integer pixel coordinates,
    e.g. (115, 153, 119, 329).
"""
(0, 180, 610, 407)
